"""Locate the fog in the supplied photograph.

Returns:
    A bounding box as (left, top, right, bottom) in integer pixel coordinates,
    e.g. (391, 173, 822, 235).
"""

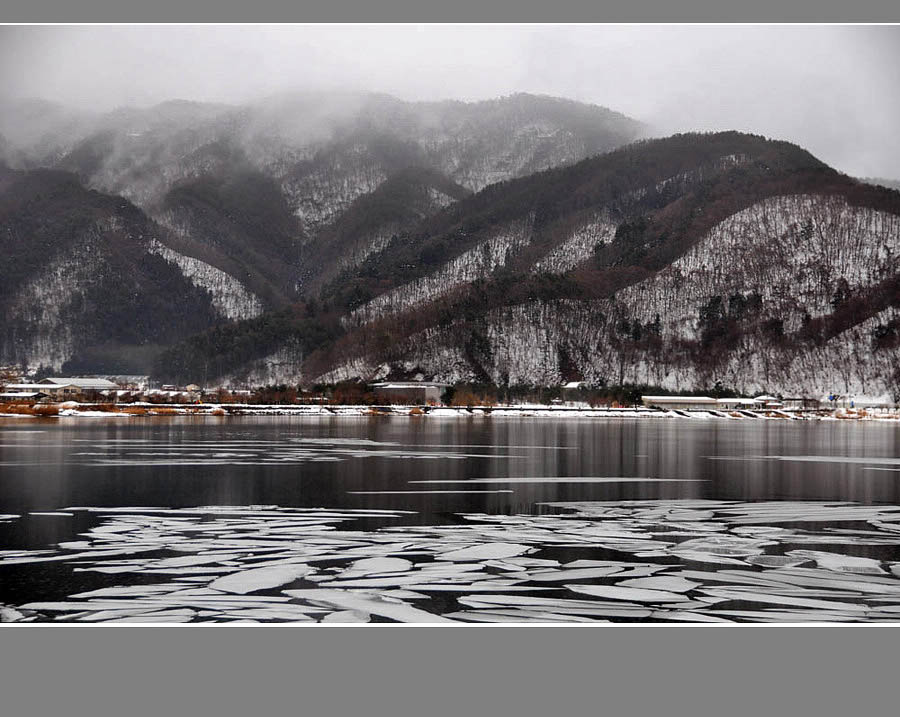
(1, 25, 898, 178)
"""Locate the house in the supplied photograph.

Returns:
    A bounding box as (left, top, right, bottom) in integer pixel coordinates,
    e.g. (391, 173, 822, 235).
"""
(0, 391, 51, 402)
(641, 395, 718, 410)
(5, 383, 54, 394)
(38, 377, 119, 400)
(370, 382, 449, 405)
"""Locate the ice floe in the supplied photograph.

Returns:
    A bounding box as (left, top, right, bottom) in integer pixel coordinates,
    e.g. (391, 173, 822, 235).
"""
(209, 565, 313, 594)
(5, 500, 900, 623)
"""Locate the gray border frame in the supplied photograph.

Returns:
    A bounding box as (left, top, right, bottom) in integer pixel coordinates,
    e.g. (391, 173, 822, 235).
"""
(3, 1, 900, 714)
(2, 625, 900, 715)
(3, 0, 900, 22)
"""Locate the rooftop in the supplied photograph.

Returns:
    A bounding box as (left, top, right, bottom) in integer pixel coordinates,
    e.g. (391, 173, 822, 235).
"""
(371, 382, 450, 389)
(641, 395, 716, 403)
(39, 377, 119, 389)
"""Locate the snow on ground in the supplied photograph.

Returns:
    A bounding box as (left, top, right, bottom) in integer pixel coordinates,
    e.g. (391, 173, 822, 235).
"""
(11, 403, 900, 421)
(533, 217, 616, 275)
(363, 194, 900, 395)
(616, 194, 900, 340)
(2, 240, 99, 370)
(348, 216, 535, 326)
(148, 240, 264, 320)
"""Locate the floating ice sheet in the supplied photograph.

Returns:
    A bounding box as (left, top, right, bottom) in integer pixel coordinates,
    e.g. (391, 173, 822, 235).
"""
(566, 585, 691, 603)
(8, 499, 900, 623)
(284, 589, 455, 623)
(209, 565, 313, 594)
(440, 543, 531, 561)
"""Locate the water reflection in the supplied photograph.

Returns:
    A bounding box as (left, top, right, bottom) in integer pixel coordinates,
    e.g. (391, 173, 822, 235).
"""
(1, 417, 900, 522)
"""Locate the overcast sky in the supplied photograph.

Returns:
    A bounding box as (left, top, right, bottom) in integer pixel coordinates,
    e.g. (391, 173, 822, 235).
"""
(1, 25, 898, 178)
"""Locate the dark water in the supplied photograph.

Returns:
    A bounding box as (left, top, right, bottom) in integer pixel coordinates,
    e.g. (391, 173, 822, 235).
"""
(3, 415, 900, 619)
(3, 416, 900, 518)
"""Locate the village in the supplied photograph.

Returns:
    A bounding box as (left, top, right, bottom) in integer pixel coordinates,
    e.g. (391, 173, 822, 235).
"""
(0, 370, 897, 420)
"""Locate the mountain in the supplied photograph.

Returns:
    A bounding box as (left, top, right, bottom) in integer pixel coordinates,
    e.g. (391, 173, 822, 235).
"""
(0, 92, 645, 373)
(0, 166, 228, 374)
(156, 131, 900, 400)
(0, 92, 643, 326)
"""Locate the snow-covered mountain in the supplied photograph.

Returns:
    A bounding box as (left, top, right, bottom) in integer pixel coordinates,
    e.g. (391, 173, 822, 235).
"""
(6, 94, 900, 397)
(155, 131, 900, 399)
(0, 92, 643, 351)
(0, 167, 222, 373)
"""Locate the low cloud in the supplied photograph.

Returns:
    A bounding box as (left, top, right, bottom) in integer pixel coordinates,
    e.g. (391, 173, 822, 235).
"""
(0, 25, 898, 178)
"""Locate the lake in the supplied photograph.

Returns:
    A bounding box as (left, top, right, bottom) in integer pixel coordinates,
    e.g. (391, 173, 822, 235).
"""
(3, 416, 900, 623)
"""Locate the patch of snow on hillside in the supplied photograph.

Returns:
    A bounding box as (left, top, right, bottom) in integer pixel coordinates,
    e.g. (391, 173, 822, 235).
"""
(2, 242, 99, 370)
(427, 187, 457, 209)
(220, 340, 304, 387)
(337, 226, 400, 274)
(349, 216, 535, 325)
(533, 218, 616, 274)
(316, 357, 377, 384)
(281, 153, 387, 233)
(148, 240, 264, 320)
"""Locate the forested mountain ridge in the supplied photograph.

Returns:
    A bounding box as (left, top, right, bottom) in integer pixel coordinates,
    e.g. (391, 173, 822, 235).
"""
(0, 92, 643, 339)
(156, 131, 900, 400)
(0, 166, 223, 373)
(6, 93, 900, 398)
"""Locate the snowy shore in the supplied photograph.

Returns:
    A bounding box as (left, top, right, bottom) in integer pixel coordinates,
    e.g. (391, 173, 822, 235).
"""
(2, 402, 900, 421)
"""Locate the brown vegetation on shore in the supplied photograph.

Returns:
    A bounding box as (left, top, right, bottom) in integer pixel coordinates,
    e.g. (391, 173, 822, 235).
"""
(0, 402, 60, 416)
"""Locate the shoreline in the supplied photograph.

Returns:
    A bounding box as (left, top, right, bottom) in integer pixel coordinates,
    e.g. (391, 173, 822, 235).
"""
(2, 402, 900, 421)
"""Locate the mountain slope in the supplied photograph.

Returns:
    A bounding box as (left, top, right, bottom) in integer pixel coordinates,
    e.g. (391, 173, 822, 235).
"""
(326, 131, 827, 321)
(1, 92, 646, 377)
(0, 166, 223, 373)
(1, 92, 643, 321)
(155, 131, 900, 398)
(155, 163, 304, 308)
(299, 166, 472, 295)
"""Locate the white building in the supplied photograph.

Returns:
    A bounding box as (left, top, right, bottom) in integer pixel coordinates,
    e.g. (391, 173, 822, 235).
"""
(641, 395, 718, 410)
(371, 382, 449, 404)
(34, 377, 120, 399)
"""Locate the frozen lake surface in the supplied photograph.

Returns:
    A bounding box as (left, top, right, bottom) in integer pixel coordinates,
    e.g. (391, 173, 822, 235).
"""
(3, 416, 900, 623)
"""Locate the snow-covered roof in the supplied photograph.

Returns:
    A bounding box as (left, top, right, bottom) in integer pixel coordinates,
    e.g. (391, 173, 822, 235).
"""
(0, 392, 45, 399)
(4, 383, 50, 390)
(39, 377, 119, 389)
(371, 382, 450, 388)
(563, 381, 586, 389)
(642, 395, 716, 403)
